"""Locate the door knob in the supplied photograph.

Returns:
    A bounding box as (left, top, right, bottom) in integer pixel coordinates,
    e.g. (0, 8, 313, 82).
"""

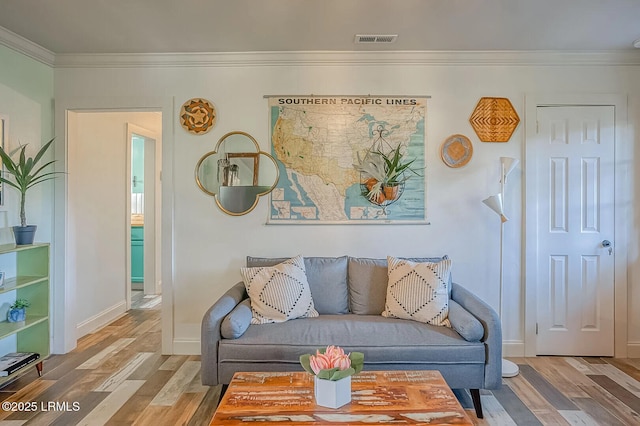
(602, 240, 612, 255)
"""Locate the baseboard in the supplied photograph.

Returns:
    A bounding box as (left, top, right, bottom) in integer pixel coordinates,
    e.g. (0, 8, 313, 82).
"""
(627, 343, 640, 358)
(76, 301, 127, 338)
(172, 339, 200, 355)
(503, 341, 525, 357)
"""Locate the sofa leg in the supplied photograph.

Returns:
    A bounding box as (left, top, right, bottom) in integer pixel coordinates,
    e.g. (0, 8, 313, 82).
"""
(470, 389, 483, 419)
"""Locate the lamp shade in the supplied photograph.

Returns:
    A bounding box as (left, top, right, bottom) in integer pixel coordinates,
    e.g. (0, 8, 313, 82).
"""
(482, 194, 508, 223)
(500, 157, 519, 183)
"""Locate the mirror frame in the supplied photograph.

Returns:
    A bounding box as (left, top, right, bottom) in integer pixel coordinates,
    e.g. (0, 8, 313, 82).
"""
(195, 131, 279, 216)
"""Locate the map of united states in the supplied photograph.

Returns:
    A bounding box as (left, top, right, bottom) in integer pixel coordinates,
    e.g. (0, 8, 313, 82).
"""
(269, 97, 427, 223)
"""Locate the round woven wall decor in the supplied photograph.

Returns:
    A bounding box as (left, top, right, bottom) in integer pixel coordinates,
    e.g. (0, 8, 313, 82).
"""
(180, 98, 217, 135)
(441, 134, 473, 168)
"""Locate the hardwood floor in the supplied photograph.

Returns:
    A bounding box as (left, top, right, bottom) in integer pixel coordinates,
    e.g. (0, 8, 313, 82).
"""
(1, 307, 639, 425)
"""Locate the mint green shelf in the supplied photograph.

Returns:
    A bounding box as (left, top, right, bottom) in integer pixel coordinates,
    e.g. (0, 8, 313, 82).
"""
(0, 276, 47, 295)
(0, 315, 48, 340)
(0, 244, 49, 385)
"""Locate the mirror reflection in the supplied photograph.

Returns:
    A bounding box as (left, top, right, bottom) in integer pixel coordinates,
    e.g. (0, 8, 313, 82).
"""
(195, 131, 279, 215)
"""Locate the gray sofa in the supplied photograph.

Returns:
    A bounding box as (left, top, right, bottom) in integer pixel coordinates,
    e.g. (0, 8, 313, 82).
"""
(201, 256, 502, 418)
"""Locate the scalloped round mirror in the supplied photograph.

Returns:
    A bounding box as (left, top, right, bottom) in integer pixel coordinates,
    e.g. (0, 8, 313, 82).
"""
(195, 131, 279, 215)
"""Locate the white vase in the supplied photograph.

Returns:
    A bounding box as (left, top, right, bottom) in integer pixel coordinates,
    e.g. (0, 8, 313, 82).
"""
(314, 375, 351, 409)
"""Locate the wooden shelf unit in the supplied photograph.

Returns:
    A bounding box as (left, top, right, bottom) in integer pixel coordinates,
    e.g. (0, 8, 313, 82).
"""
(0, 243, 49, 384)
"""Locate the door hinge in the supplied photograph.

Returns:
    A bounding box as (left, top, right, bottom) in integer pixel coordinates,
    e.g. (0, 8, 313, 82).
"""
(536, 323, 539, 335)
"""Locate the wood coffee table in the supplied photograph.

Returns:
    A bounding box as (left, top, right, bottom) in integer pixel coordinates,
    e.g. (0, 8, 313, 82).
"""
(211, 370, 473, 425)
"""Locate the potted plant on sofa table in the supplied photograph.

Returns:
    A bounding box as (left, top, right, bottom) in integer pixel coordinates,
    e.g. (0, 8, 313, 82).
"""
(0, 138, 60, 245)
(300, 345, 364, 409)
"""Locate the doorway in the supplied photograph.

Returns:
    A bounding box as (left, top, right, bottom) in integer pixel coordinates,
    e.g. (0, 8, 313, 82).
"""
(67, 111, 162, 339)
(126, 124, 162, 311)
(524, 94, 628, 357)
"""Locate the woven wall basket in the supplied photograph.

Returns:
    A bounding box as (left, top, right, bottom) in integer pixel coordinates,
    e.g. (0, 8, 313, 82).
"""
(469, 97, 520, 142)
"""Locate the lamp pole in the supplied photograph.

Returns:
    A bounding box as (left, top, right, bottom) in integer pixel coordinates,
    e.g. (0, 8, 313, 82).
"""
(499, 157, 519, 378)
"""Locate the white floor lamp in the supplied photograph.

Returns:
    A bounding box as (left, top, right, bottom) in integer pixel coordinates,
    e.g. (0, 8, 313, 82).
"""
(482, 156, 520, 378)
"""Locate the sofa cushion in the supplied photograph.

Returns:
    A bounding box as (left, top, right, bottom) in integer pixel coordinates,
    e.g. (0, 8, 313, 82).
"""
(448, 300, 484, 342)
(218, 314, 484, 365)
(221, 299, 252, 339)
(348, 256, 448, 315)
(246, 256, 349, 315)
(382, 257, 452, 326)
(241, 255, 319, 324)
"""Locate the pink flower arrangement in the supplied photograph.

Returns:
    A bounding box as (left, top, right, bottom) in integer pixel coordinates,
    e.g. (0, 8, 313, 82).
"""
(309, 345, 351, 374)
(300, 345, 364, 381)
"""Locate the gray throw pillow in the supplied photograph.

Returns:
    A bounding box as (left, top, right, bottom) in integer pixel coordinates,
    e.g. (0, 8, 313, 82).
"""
(348, 256, 448, 315)
(246, 256, 349, 315)
(221, 299, 252, 339)
(448, 300, 484, 342)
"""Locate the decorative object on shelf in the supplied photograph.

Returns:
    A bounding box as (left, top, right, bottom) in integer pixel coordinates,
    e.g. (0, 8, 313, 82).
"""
(470, 97, 520, 142)
(195, 131, 279, 216)
(441, 134, 473, 168)
(0, 352, 40, 377)
(0, 271, 4, 287)
(179, 98, 217, 135)
(0, 138, 62, 245)
(354, 125, 422, 214)
(300, 345, 364, 409)
(7, 298, 30, 323)
(482, 156, 520, 378)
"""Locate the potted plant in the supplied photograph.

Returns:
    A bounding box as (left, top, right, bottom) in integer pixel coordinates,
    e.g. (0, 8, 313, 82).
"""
(355, 144, 422, 204)
(0, 138, 60, 245)
(300, 345, 364, 409)
(7, 298, 30, 323)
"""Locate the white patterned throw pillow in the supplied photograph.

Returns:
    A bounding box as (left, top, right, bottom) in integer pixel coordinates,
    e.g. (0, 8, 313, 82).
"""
(382, 256, 452, 327)
(240, 255, 319, 324)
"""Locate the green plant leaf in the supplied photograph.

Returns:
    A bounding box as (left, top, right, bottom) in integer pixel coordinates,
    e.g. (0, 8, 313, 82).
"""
(18, 146, 26, 170)
(33, 138, 55, 165)
(299, 354, 314, 375)
(329, 367, 355, 381)
(0, 177, 21, 191)
(317, 367, 340, 380)
(349, 352, 365, 374)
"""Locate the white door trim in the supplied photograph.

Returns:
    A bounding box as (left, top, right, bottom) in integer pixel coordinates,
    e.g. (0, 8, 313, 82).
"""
(53, 97, 175, 355)
(524, 93, 629, 357)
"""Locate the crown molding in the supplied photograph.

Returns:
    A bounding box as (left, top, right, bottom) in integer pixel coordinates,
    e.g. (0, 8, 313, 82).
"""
(0, 26, 55, 67)
(0, 27, 638, 69)
(53, 50, 640, 68)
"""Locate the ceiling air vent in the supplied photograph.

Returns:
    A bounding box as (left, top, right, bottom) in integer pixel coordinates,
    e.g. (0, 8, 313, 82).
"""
(355, 34, 398, 44)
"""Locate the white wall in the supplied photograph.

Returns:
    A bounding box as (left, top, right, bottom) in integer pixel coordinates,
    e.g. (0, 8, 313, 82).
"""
(0, 45, 54, 245)
(68, 111, 161, 337)
(53, 52, 640, 356)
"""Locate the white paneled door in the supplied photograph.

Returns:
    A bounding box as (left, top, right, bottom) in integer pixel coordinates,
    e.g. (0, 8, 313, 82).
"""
(535, 106, 615, 356)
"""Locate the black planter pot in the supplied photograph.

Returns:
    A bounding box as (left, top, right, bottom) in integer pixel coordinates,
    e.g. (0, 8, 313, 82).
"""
(12, 225, 37, 245)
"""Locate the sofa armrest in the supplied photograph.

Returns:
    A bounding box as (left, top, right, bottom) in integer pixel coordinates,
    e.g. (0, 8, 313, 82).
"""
(201, 281, 247, 386)
(451, 282, 502, 389)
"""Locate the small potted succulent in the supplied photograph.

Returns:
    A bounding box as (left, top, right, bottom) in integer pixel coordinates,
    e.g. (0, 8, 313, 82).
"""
(300, 345, 364, 409)
(7, 298, 30, 323)
(0, 138, 61, 245)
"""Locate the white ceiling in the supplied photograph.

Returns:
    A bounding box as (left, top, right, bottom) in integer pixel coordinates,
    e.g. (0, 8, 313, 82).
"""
(0, 0, 639, 54)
